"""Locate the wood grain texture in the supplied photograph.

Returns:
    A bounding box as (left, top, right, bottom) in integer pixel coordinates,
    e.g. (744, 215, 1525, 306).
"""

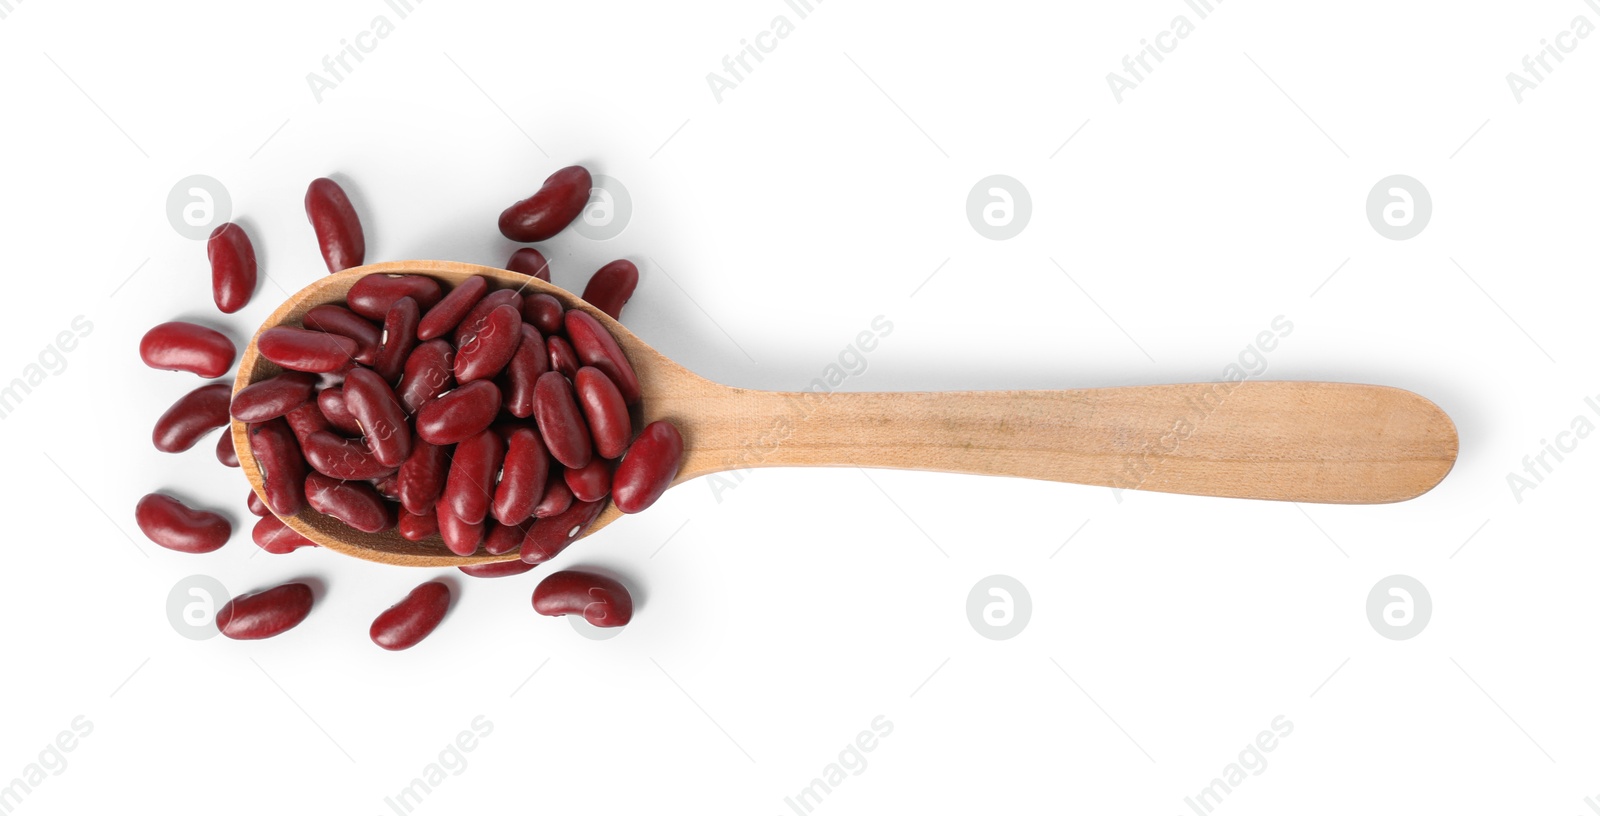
(234, 260, 1458, 567)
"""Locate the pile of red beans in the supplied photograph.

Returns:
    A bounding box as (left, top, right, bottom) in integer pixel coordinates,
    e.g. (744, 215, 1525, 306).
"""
(136, 166, 662, 644)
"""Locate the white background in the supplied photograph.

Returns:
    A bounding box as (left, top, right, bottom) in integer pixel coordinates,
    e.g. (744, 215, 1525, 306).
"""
(1, 1, 1597, 813)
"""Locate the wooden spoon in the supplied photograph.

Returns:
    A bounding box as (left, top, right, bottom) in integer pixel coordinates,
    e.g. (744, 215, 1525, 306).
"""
(233, 260, 1459, 567)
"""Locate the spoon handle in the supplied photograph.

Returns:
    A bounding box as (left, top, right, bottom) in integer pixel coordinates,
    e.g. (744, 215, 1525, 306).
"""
(675, 381, 1457, 504)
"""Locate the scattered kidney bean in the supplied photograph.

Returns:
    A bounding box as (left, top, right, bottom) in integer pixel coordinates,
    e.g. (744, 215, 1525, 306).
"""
(437, 505, 483, 555)
(574, 366, 631, 459)
(301, 431, 393, 480)
(154, 383, 233, 453)
(230, 371, 318, 423)
(520, 498, 605, 564)
(491, 427, 550, 526)
(251, 514, 318, 553)
(305, 178, 366, 273)
(501, 324, 548, 418)
(136, 493, 230, 553)
(443, 430, 504, 525)
(258, 327, 358, 373)
(373, 296, 420, 384)
(484, 519, 530, 555)
(459, 559, 537, 579)
(506, 248, 551, 281)
(546, 335, 580, 379)
(397, 339, 456, 413)
(564, 456, 613, 503)
(452, 289, 521, 348)
(284, 401, 332, 447)
(417, 275, 488, 341)
(141, 321, 235, 379)
(370, 581, 451, 651)
(532, 371, 592, 469)
(455, 303, 521, 383)
(208, 222, 257, 314)
(498, 166, 592, 242)
(415, 380, 502, 445)
(346, 274, 443, 320)
(532, 570, 633, 627)
(216, 432, 240, 467)
(582, 260, 638, 320)
(521, 293, 564, 335)
(612, 420, 684, 514)
(316, 388, 364, 436)
(248, 418, 308, 515)
(532, 477, 574, 519)
(398, 440, 449, 515)
(305, 471, 395, 533)
(342, 368, 412, 467)
(303, 304, 381, 365)
(247, 490, 269, 517)
(397, 509, 439, 541)
(564, 310, 641, 404)
(217, 583, 314, 640)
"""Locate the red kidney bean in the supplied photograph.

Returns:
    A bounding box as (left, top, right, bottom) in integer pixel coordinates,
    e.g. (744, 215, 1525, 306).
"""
(301, 431, 392, 480)
(582, 260, 638, 320)
(397, 339, 456, 414)
(501, 324, 548, 418)
(398, 441, 449, 515)
(230, 371, 318, 423)
(247, 490, 269, 517)
(452, 289, 522, 348)
(532, 371, 592, 469)
(304, 304, 381, 365)
(574, 366, 631, 459)
(506, 248, 551, 282)
(492, 427, 550, 526)
(258, 327, 358, 373)
(373, 296, 420, 384)
(305, 471, 396, 533)
(346, 274, 443, 320)
(141, 321, 235, 379)
(532, 570, 633, 627)
(564, 310, 641, 404)
(520, 498, 605, 564)
(208, 222, 257, 314)
(564, 456, 612, 503)
(316, 388, 364, 437)
(284, 401, 332, 447)
(455, 303, 521, 383)
(370, 581, 451, 651)
(372, 471, 402, 501)
(342, 368, 412, 467)
(417, 275, 488, 341)
(484, 519, 529, 555)
(521, 293, 564, 335)
(135, 493, 230, 554)
(217, 583, 314, 640)
(444, 430, 504, 525)
(460, 559, 537, 578)
(216, 432, 240, 467)
(305, 178, 366, 273)
(154, 383, 232, 453)
(437, 506, 483, 555)
(248, 418, 308, 515)
(251, 514, 317, 553)
(498, 165, 592, 242)
(612, 420, 684, 513)
(398, 508, 439, 541)
(546, 335, 580, 379)
(532, 476, 574, 519)
(415, 380, 501, 445)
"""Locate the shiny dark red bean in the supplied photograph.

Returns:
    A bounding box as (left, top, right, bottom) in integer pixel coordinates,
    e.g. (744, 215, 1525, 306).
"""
(397, 339, 456, 414)
(372, 471, 401, 501)
(613, 420, 684, 514)
(305, 471, 395, 533)
(417, 276, 488, 341)
(455, 304, 521, 383)
(373, 296, 420, 384)
(507, 248, 551, 281)
(520, 499, 605, 564)
(135, 493, 230, 554)
(498, 165, 592, 242)
(305, 178, 366, 273)
(582, 260, 638, 320)
(208, 223, 257, 314)
(574, 366, 631, 459)
(141, 322, 235, 379)
(342, 368, 412, 467)
(532, 476, 574, 519)
(484, 519, 529, 555)
(217, 583, 314, 640)
(346, 274, 443, 320)
(154, 383, 232, 453)
(251, 514, 317, 553)
(216, 432, 240, 467)
(230, 371, 317, 422)
(258, 327, 358, 373)
(452, 289, 522, 348)
(284, 401, 332, 447)
(502, 324, 548, 418)
(304, 304, 380, 365)
(415, 380, 501, 445)
(247, 490, 269, 517)
(564, 456, 613, 503)
(316, 388, 364, 436)
(444, 430, 504, 525)
(370, 581, 451, 651)
(459, 559, 537, 578)
(492, 427, 549, 526)
(398, 441, 449, 515)
(521, 293, 564, 335)
(532, 570, 633, 627)
(301, 431, 392, 480)
(248, 418, 308, 515)
(564, 310, 641, 404)
(437, 506, 483, 555)
(532, 372, 592, 469)
(546, 335, 580, 379)
(398, 509, 439, 541)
